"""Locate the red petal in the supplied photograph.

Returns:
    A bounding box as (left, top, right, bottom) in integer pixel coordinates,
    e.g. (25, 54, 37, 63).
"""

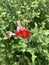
(15, 30, 22, 37)
(15, 30, 31, 39)
(21, 30, 31, 39)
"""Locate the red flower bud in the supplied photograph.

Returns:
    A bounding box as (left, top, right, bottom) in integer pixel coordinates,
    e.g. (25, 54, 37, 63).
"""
(8, 34, 12, 40)
(23, 25, 27, 29)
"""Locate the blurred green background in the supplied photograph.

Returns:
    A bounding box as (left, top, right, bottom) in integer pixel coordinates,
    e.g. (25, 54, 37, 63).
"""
(0, 0, 49, 65)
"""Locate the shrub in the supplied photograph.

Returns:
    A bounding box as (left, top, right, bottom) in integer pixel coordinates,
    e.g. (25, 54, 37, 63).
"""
(0, 0, 49, 65)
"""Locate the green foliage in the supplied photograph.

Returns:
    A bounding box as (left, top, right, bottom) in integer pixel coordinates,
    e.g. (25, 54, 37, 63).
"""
(0, 0, 49, 65)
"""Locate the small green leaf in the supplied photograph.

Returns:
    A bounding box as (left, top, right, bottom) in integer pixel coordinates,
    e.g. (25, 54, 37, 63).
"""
(23, 19, 30, 23)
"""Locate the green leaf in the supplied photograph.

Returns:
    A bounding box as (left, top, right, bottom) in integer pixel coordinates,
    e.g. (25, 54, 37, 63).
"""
(23, 19, 30, 23)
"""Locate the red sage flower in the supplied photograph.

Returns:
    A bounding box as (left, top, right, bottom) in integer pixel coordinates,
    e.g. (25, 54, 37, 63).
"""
(8, 21, 31, 39)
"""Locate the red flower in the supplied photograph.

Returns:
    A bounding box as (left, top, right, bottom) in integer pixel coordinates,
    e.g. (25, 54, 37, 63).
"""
(21, 30, 31, 39)
(15, 30, 22, 37)
(15, 29, 31, 39)
(8, 34, 12, 40)
(8, 21, 31, 39)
